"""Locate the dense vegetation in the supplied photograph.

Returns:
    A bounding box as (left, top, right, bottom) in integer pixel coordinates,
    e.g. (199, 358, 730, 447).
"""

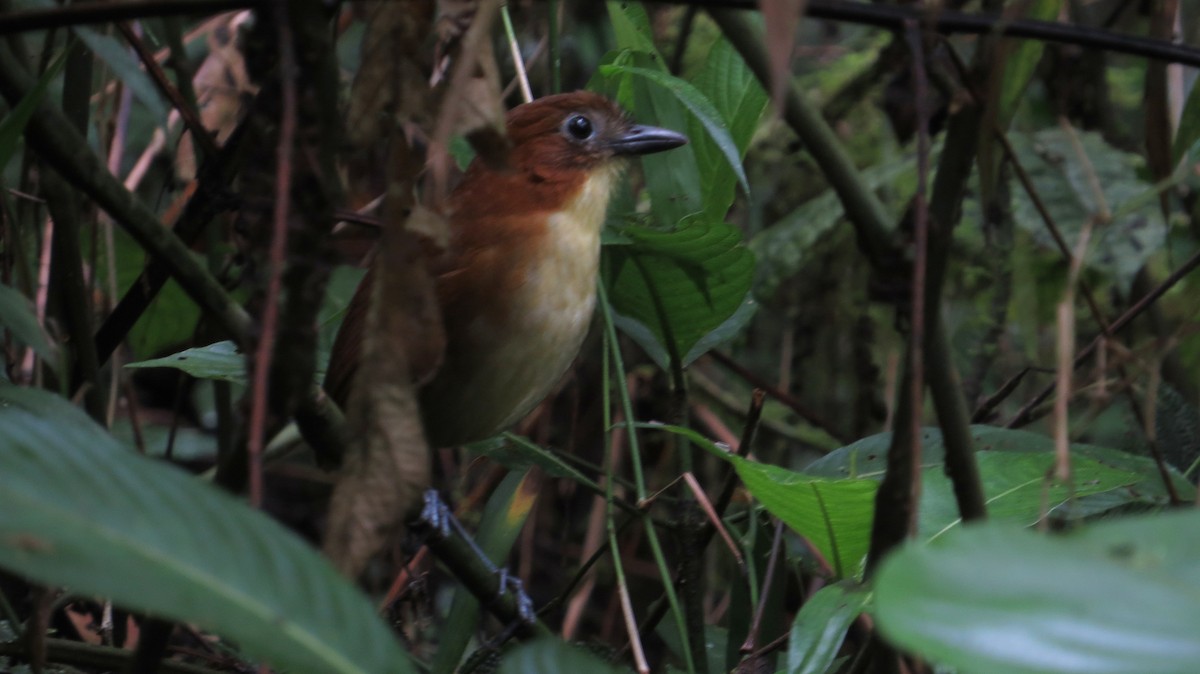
(2, 1, 1200, 673)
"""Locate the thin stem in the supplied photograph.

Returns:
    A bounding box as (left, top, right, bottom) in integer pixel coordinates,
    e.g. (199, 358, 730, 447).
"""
(597, 280, 696, 674)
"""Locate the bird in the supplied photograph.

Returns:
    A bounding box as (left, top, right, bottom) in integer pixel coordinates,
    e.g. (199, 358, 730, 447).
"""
(324, 91, 687, 447)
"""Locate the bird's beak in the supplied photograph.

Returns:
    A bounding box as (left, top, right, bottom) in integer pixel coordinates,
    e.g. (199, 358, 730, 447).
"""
(607, 124, 688, 156)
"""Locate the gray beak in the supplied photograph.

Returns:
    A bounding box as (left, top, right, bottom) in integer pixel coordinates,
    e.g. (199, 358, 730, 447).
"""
(607, 124, 688, 155)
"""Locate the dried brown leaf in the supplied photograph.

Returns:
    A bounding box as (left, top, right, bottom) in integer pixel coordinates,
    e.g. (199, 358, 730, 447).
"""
(758, 0, 806, 116)
(176, 11, 257, 181)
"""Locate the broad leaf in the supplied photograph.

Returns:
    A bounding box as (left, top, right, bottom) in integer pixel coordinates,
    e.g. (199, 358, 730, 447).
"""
(0, 386, 411, 674)
(595, 49, 703, 227)
(787, 581, 871, 674)
(875, 512, 1200, 674)
(690, 38, 768, 219)
(1009, 128, 1168, 291)
(806, 425, 1192, 526)
(604, 216, 755, 369)
(0, 281, 59, 375)
(600, 63, 750, 196)
(661, 424, 876, 578)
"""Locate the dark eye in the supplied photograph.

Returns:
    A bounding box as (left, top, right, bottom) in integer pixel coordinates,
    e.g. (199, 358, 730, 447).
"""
(564, 114, 594, 141)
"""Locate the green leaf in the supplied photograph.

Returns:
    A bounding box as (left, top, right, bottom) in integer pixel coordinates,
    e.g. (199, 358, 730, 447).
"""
(731, 458, 876, 579)
(0, 46, 68, 171)
(606, 1, 659, 56)
(0, 385, 412, 674)
(787, 581, 871, 674)
(875, 511, 1200, 674)
(498, 638, 630, 674)
(750, 147, 919, 298)
(660, 424, 876, 578)
(690, 38, 768, 219)
(806, 425, 1192, 523)
(603, 216, 755, 369)
(1155, 382, 1200, 475)
(995, 0, 1059, 127)
(0, 281, 59, 375)
(1009, 128, 1168, 292)
(600, 63, 750, 196)
(593, 50, 702, 227)
(73, 25, 169, 125)
(919, 451, 1139, 541)
(126, 340, 246, 384)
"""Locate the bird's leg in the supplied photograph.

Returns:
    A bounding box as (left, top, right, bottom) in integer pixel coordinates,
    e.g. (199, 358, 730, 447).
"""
(411, 490, 537, 628)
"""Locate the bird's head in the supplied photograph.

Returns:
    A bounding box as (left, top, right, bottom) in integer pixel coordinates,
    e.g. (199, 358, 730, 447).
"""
(501, 91, 688, 176)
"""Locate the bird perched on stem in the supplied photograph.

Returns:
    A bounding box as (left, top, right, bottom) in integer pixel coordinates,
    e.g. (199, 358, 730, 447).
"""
(325, 91, 687, 446)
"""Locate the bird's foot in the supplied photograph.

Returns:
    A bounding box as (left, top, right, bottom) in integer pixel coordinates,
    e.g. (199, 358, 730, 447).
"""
(412, 489, 536, 627)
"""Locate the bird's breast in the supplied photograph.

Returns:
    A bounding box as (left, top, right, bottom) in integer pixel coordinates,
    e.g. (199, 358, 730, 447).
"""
(421, 167, 619, 446)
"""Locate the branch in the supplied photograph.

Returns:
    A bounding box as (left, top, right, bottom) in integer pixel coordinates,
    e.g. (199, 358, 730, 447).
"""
(0, 0, 255, 35)
(0, 41, 253, 346)
(691, 0, 1200, 67)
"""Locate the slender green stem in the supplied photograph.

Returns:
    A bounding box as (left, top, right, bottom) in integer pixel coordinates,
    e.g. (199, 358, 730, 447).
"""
(597, 280, 695, 674)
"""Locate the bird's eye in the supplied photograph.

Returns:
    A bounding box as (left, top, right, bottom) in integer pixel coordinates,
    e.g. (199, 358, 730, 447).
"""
(564, 114, 595, 141)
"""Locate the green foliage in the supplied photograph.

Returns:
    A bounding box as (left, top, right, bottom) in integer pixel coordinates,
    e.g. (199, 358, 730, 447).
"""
(0, 385, 411, 674)
(497, 639, 631, 674)
(604, 216, 755, 369)
(0, 46, 67, 171)
(0, 281, 59, 376)
(126, 339, 247, 383)
(786, 581, 870, 674)
(1008, 128, 1168, 292)
(875, 511, 1200, 674)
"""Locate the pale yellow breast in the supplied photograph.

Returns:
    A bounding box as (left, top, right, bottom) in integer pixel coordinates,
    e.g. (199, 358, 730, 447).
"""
(422, 167, 619, 446)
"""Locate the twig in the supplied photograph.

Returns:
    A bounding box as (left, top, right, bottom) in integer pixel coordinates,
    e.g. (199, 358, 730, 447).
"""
(904, 20, 929, 537)
(0, 0, 255, 35)
(116, 21, 217, 159)
(707, 350, 848, 444)
(1007, 247, 1200, 428)
(246, 9, 297, 508)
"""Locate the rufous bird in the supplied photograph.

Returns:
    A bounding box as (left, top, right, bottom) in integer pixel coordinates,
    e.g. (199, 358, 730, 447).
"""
(325, 92, 687, 446)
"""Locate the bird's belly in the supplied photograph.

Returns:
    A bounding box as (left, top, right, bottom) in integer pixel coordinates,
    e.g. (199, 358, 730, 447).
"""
(421, 239, 600, 447)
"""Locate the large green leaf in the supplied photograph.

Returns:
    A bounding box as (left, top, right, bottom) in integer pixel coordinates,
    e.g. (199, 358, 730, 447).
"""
(919, 451, 1138, 541)
(1009, 128, 1167, 291)
(0, 385, 411, 674)
(875, 511, 1200, 674)
(603, 216, 755, 369)
(690, 38, 767, 219)
(653, 424, 875, 578)
(600, 63, 750, 197)
(596, 49, 703, 227)
(806, 425, 1192, 526)
(786, 581, 871, 674)
(0, 281, 59, 375)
